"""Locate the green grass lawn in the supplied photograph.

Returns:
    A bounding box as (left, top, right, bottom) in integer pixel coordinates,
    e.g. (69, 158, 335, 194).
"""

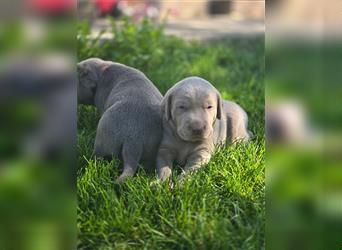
(77, 18, 265, 249)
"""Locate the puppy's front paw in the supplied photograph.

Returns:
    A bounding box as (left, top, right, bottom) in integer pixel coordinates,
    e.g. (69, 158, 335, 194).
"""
(157, 167, 172, 181)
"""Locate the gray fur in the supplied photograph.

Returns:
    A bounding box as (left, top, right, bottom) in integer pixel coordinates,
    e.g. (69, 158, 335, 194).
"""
(157, 76, 251, 180)
(77, 58, 163, 182)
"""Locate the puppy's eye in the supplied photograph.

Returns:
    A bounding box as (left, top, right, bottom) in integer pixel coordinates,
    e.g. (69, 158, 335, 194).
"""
(178, 106, 186, 110)
(206, 105, 213, 109)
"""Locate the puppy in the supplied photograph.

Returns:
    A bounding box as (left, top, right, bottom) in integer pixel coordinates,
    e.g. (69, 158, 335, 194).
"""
(156, 76, 251, 180)
(77, 58, 163, 182)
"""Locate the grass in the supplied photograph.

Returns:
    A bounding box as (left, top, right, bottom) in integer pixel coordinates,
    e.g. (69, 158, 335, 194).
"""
(77, 18, 265, 249)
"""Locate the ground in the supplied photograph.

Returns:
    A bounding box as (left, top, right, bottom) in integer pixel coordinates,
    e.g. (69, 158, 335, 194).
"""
(77, 18, 265, 249)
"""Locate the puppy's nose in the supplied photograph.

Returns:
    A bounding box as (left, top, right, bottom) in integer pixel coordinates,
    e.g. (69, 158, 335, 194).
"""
(191, 122, 206, 135)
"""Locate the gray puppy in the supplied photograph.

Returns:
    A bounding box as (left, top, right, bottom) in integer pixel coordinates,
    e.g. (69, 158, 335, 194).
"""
(77, 58, 163, 182)
(157, 76, 251, 180)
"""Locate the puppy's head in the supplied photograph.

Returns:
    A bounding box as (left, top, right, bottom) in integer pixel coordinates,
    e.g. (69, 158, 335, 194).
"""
(77, 58, 107, 104)
(162, 77, 222, 142)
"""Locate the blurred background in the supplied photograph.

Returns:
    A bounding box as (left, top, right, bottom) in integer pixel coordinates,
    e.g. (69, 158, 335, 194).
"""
(0, 0, 76, 249)
(266, 0, 342, 249)
(78, 0, 265, 40)
(1, 0, 342, 249)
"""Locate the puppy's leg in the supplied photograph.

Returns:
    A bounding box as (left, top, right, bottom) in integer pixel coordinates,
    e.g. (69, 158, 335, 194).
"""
(156, 148, 174, 181)
(116, 142, 142, 183)
(182, 150, 211, 176)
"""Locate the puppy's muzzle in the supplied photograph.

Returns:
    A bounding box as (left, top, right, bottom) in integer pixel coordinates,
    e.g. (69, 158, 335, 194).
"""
(189, 122, 207, 136)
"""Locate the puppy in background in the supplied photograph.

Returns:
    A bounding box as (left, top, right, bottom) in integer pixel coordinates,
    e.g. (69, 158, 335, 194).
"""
(157, 76, 252, 180)
(77, 58, 163, 182)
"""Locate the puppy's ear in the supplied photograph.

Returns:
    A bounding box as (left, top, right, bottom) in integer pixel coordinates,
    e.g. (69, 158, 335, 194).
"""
(77, 63, 86, 76)
(161, 92, 172, 120)
(77, 63, 96, 89)
(216, 92, 222, 120)
(77, 63, 88, 79)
